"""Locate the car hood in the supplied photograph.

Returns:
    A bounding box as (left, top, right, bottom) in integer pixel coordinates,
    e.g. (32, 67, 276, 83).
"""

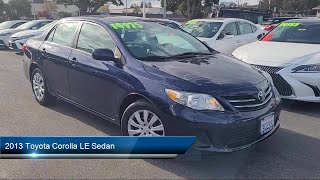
(143, 53, 266, 93)
(0, 29, 23, 36)
(233, 41, 320, 67)
(12, 30, 43, 38)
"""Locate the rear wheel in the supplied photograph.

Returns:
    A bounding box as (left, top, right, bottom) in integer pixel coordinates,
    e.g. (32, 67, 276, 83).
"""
(121, 100, 166, 136)
(31, 68, 55, 106)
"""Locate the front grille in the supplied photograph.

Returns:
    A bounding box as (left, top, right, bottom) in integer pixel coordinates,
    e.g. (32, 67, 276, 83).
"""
(251, 64, 293, 96)
(226, 120, 258, 148)
(224, 85, 273, 112)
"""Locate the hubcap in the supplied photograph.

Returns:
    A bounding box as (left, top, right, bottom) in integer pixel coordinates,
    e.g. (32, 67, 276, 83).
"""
(32, 72, 45, 101)
(128, 110, 165, 136)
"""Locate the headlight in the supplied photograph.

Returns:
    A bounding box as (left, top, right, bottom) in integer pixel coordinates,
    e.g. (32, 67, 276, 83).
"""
(292, 64, 320, 73)
(0, 32, 12, 36)
(165, 89, 225, 111)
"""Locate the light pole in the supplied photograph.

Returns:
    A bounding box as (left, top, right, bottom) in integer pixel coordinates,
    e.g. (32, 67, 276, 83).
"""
(143, 0, 146, 18)
(164, 0, 166, 18)
(125, 0, 128, 16)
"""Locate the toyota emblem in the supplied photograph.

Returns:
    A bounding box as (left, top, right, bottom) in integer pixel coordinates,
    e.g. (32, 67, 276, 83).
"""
(258, 91, 266, 101)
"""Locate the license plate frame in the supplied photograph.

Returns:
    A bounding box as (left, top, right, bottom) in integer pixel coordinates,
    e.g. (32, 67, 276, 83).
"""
(260, 114, 275, 135)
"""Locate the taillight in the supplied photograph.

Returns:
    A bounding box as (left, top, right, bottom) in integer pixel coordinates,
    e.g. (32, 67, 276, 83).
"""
(22, 44, 27, 52)
(264, 25, 274, 31)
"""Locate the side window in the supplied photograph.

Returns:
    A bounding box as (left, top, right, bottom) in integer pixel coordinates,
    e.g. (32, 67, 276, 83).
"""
(51, 22, 78, 47)
(251, 24, 258, 32)
(239, 22, 253, 34)
(221, 22, 238, 36)
(11, 22, 25, 29)
(76, 23, 116, 53)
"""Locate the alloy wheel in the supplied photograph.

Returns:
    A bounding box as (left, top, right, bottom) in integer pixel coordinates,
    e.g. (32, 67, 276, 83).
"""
(32, 72, 45, 101)
(127, 110, 165, 136)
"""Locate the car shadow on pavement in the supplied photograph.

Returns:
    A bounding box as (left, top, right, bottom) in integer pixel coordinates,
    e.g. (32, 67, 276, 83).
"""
(281, 99, 320, 119)
(48, 99, 121, 136)
(144, 128, 320, 179)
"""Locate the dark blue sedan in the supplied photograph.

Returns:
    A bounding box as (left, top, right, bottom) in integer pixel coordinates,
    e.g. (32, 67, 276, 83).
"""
(22, 16, 281, 152)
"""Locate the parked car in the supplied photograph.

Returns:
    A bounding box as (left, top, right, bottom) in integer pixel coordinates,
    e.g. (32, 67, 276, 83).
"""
(0, 19, 53, 48)
(23, 17, 281, 152)
(260, 17, 301, 31)
(0, 20, 28, 30)
(9, 21, 57, 50)
(181, 18, 265, 55)
(233, 19, 320, 102)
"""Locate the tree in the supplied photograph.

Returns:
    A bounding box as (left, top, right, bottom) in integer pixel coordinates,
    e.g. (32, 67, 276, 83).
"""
(130, 3, 141, 13)
(41, 1, 58, 15)
(147, 2, 152, 8)
(55, 0, 123, 15)
(96, 5, 110, 14)
(8, 0, 31, 18)
(160, 0, 180, 12)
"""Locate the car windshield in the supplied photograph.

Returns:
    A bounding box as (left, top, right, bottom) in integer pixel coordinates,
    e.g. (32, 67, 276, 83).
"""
(110, 21, 211, 60)
(16, 21, 39, 30)
(39, 21, 56, 30)
(181, 21, 223, 38)
(0, 21, 16, 29)
(261, 21, 320, 44)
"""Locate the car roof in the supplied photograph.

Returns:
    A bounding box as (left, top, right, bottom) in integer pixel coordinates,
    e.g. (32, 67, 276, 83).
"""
(284, 19, 320, 23)
(62, 16, 180, 24)
(188, 18, 249, 23)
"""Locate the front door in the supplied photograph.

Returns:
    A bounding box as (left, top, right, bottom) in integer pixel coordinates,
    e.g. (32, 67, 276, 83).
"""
(68, 22, 120, 119)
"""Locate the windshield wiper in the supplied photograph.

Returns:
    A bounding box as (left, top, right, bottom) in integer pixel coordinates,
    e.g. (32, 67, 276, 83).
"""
(168, 52, 212, 59)
(139, 55, 169, 61)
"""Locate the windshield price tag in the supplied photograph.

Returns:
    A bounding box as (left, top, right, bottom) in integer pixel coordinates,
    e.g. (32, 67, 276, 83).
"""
(185, 20, 198, 25)
(110, 22, 143, 29)
(279, 22, 300, 27)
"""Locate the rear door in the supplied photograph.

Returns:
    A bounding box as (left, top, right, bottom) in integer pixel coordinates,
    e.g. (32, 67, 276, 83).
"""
(40, 22, 79, 98)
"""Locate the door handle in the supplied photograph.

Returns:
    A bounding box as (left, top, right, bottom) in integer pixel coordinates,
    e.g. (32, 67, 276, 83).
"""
(69, 57, 78, 66)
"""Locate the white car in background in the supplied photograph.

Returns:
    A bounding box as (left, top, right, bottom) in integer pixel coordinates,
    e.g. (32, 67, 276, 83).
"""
(0, 19, 53, 48)
(9, 21, 57, 50)
(233, 19, 320, 102)
(181, 18, 265, 55)
(0, 20, 28, 30)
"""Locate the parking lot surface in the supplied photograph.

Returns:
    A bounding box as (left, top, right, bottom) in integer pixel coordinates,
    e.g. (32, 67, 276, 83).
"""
(0, 51, 320, 179)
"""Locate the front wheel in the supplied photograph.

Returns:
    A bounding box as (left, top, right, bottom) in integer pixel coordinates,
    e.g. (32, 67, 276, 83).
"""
(121, 100, 166, 136)
(31, 68, 55, 106)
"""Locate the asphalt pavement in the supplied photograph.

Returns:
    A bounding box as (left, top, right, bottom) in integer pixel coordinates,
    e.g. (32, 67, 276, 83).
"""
(0, 50, 320, 179)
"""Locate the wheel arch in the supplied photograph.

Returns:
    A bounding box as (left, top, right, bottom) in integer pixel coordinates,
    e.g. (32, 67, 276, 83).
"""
(29, 62, 40, 81)
(118, 93, 156, 125)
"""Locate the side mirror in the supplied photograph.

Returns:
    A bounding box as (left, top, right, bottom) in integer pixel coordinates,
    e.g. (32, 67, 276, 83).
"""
(92, 48, 116, 61)
(218, 32, 234, 40)
(31, 27, 38, 30)
(257, 33, 265, 40)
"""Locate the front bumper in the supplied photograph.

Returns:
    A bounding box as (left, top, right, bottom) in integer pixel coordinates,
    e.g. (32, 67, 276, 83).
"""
(158, 99, 281, 152)
(251, 64, 320, 102)
(9, 39, 26, 50)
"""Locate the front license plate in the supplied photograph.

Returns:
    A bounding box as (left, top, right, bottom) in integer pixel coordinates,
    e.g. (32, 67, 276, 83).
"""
(260, 114, 275, 135)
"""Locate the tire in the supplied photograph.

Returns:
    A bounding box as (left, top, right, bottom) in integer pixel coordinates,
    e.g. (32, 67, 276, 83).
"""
(121, 100, 167, 136)
(31, 68, 55, 106)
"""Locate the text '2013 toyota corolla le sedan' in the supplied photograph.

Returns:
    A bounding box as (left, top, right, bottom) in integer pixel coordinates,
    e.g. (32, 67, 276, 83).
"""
(22, 17, 281, 152)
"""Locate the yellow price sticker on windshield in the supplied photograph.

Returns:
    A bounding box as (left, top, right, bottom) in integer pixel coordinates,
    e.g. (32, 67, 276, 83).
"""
(110, 22, 144, 29)
(185, 20, 198, 25)
(279, 22, 300, 27)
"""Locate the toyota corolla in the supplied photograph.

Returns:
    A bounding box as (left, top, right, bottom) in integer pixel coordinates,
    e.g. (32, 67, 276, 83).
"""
(23, 17, 281, 152)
